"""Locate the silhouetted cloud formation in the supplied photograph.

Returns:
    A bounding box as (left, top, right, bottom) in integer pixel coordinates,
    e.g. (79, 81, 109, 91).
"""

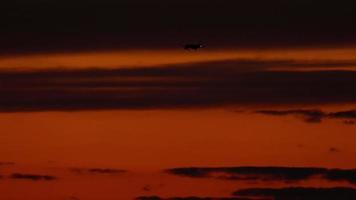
(2, 59, 356, 112)
(167, 166, 327, 181)
(233, 187, 356, 200)
(255, 110, 325, 123)
(256, 109, 356, 124)
(70, 168, 126, 175)
(10, 173, 57, 181)
(324, 169, 356, 184)
(166, 166, 356, 184)
(136, 196, 258, 200)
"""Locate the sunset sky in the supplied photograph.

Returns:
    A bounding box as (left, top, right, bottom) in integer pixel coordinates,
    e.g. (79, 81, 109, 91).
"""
(1, 1, 356, 200)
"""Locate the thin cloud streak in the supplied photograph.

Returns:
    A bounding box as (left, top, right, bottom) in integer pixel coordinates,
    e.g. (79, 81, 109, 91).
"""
(256, 109, 356, 124)
(10, 173, 57, 181)
(166, 166, 356, 184)
(70, 168, 126, 175)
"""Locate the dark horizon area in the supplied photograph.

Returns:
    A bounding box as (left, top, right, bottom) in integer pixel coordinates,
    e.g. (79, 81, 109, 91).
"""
(1, 0, 356, 54)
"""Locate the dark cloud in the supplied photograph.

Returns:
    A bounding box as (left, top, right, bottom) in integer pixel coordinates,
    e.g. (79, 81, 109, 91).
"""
(329, 147, 340, 153)
(2, 59, 356, 112)
(10, 173, 57, 181)
(255, 109, 325, 123)
(166, 166, 327, 182)
(70, 168, 126, 175)
(136, 196, 257, 200)
(324, 169, 356, 184)
(1, 0, 356, 54)
(233, 187, 356, 200)
(166, 166, 356, 184)
(255, 109, 356, 124)
(329, 110, 356, 119)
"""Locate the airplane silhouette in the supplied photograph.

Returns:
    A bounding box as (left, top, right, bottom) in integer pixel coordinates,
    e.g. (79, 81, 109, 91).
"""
(184, 43, 203, 50)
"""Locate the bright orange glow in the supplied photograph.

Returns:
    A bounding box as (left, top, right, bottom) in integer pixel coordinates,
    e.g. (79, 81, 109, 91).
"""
(1, 48, 356, 70)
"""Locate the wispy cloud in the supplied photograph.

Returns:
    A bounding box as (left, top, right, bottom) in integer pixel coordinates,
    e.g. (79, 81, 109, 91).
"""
(70, 168, 126, 175)
(10, 173, 57, 181)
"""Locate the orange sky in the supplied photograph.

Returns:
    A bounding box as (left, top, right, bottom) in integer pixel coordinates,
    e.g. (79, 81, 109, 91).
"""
(1, 48, 356, 200)
(1, 108, 356, 200)
(2, 0, 356, 198)
(0, 108, 355, 169)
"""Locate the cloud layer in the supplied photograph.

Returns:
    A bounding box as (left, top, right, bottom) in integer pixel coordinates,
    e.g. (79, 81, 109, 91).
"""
(137, 187, 356, 200)
(166, 166, 356, 184)
(255, 109, 356, 124)
(233, 187, 356, 200)
(2, 59, 356, 112)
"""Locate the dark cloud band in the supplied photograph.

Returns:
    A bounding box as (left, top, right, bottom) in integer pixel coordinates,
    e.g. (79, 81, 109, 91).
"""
(1, 59, 356, 112)
(255, 109, 356, 124)
(10, 173, 57, 181)
(233, 187, 356, 200)
(166, 166, 356, 184)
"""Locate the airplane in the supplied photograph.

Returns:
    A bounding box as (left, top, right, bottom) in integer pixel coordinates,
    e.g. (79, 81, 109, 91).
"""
(184, 43, 204, 50)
